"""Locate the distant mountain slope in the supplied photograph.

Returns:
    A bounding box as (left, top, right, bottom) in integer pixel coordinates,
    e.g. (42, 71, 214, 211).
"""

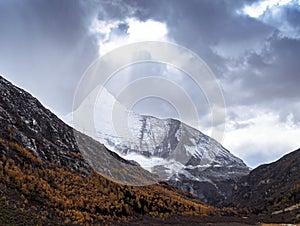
(228, 148, 300, 223)
(69, 86, 250, 205)
(0, 76, 214, 224)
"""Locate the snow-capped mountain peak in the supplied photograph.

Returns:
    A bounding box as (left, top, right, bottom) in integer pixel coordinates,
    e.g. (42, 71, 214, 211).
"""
(66, 86, 250, 204)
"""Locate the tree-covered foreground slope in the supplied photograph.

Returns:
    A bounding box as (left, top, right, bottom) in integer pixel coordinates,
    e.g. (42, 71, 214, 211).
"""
(0, 138, 214, 225)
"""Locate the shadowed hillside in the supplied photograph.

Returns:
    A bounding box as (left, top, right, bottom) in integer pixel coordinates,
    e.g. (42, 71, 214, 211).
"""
(228, 148, 300, 223)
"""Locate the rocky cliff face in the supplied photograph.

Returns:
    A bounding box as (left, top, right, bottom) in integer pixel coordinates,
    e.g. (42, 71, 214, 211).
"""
(0, 77, 87, 169)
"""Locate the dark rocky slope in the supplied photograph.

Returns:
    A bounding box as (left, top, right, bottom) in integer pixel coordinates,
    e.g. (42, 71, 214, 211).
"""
(228, 148, 300, 223)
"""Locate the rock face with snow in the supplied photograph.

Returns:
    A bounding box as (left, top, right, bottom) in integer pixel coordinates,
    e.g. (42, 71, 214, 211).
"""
(70, 87, 250, 205)
(103, 115, 249, 204)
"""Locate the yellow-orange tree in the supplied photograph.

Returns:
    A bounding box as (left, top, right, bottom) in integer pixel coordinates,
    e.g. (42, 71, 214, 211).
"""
(0, 139, 214, 224)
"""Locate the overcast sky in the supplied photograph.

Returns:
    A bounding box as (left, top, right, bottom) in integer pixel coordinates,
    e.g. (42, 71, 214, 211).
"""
(0, 0, 300, 168)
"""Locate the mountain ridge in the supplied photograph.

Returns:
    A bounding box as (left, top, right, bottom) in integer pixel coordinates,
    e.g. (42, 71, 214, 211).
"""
(0, 75, 215, 224)
(68, 85, 250, 205)
(228, 148, 300, 223)
(1, 75, 299, 224)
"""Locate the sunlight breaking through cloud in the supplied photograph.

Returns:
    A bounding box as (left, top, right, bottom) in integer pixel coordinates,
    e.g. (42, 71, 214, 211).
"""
(90, 17, 170, 56)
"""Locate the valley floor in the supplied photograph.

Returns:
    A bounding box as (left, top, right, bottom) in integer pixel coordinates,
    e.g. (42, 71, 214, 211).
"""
(117, 215, 258, 225)
(116, 216, 300, 226)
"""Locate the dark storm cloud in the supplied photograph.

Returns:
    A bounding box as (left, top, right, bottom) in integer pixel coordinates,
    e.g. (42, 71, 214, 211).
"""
(222, 35, 300, 110)
(139, 0, 300, 124)
(94, 0, 300, 126)
(0, 0, 99, 115)
(122, 0, 273, 73)
(122, 0, 298, 112)
(0, 0, 298, 118)
(1, 0, 293, 116)
(286, 6, 300, 28)
(251, 37, 300, 99)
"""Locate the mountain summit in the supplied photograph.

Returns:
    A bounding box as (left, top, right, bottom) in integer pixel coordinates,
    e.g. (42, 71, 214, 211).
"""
(68, 86, 250, 204)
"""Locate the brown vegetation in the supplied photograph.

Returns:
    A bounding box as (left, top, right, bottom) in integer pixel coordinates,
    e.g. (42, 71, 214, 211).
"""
(0, 138, 214, 224)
